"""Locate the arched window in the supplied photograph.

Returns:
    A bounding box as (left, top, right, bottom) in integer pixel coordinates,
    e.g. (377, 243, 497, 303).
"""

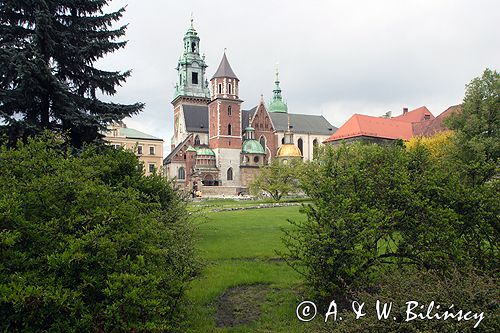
(218, 84, 222, 94)
(254, 156, 260, 163)
(228, 124, 232, 135)
(259, 136, 266, 150)
(194, 135, 200, 145)
(178, 167, 185, 180)
(281, 137, 285, 145)
(191, 42, 196, 53)
(298, 138, 303, 155)
(228, 83, 232, 94)
(227, 167, 233, 181)
(313, 139, 318, 159)
(228, 106, 232, 116)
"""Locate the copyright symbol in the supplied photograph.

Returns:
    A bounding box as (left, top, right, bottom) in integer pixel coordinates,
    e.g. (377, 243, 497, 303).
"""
(296, 301, 317, 322)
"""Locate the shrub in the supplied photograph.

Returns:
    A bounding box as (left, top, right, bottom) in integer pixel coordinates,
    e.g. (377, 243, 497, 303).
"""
(0, 134, 198, 332)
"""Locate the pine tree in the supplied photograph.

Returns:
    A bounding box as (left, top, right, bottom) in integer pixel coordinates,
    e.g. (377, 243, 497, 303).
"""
(0, 0, 143, 147)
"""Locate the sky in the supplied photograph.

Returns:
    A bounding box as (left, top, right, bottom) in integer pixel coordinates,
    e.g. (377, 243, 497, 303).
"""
(97, 0, 500, 152)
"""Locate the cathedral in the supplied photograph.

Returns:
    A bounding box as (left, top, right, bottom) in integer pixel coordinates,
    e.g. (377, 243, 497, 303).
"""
(163, 21, 336, 194)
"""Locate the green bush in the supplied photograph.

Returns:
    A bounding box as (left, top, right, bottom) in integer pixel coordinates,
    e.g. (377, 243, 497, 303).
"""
(0, 134, 198, 332)
(284, 141, 498, 299)
(320, 268, 499, 333)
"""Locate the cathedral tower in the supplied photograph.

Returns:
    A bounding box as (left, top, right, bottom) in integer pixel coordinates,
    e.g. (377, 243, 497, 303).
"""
(208, 52, 243, 186)
(171, 19, 210, 148)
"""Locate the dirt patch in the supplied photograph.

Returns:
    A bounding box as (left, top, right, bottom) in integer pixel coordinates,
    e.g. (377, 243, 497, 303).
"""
(215, 284, 271, 327)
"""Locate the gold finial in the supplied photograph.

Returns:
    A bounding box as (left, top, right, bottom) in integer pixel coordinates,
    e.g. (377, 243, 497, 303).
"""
(275, 62, 280, 81)
(190, 13, 194, 27)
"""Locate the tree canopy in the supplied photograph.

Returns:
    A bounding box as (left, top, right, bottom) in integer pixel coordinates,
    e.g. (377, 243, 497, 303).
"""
(0, 0, 143, 147)
(0, 134, 198, 332)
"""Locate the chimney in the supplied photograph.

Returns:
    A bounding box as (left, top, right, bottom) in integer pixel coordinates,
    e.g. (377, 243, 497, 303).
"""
(403, 107, 409, 115)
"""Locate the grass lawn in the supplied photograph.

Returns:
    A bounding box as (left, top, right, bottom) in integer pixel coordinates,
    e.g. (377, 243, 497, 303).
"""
(186, 206, 320, 332)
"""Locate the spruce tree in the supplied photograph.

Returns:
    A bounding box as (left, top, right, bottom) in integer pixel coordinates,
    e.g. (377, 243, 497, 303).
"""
(0, 0, 143, 147)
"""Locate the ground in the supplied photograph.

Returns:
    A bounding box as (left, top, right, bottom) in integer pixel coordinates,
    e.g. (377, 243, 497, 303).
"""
(186, 203, 320, 332)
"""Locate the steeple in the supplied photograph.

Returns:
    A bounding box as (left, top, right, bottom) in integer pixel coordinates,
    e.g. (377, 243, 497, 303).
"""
(268, 65, 288, 113)
(173, 18, 210, 101)
(212, 52, 238, 80)
(210, 52, 240, 100)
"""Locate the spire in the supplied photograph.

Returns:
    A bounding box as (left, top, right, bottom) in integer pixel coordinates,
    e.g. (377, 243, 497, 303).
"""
(268, 63, 288, 113)
(211, 52, 238, 80)
(284, 115, 294, 144)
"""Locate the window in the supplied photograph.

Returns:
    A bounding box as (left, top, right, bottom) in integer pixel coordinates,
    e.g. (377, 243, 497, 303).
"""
(149, 163, 156, 173)
(228, 83, 232, 94)
(298, 138, 303, 155)
(227, 167, 233, 181)
(137, 145, 143, 155)
(112, 144, 121, 149)
(228, 106, 232, 116)
(194, 135, 200, 145)
(178, 167, 185, 180)
(218, 84, 222, 94)
(149, 146, 155, 155)
(254, 156, 260, 163)
(191, 41, 196, 53)
(259, 136, 266, 150)
(313, 139, 319, 159)
(281, 137, 285, 145)
(192, 72, 198, 85)
(228, 124, 232, 135)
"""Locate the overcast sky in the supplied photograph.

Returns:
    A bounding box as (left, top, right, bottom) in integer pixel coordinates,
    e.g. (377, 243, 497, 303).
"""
(98, 0, 499, 151)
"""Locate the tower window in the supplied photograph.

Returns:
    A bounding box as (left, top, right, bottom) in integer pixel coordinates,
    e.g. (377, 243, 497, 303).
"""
(227, 167, 233, 181)
(281, 137, 285, 145)
(178, 167, 185, 180)
(191, 42, 196, 53)
(228, 83, 232, 94)
(218, 84, 222, 94)
(194, 135, 200, 145)
(192, 72, 199, 85)
(228, 106, 232, 116)
(228, 124, 232, 135)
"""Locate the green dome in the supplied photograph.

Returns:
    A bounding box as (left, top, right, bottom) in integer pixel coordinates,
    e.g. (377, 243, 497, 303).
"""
(186, 145, 196, 152)
(196, 147, 215, 156)
(242, 139, 265, 154)
(268, 99, 288, 113)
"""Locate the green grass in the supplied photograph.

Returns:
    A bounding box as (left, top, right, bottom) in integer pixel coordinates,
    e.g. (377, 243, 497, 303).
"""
(186, 206, 316, 332)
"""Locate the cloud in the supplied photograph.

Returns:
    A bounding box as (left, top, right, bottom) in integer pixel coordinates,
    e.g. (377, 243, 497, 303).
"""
(96, 0, 500, 152)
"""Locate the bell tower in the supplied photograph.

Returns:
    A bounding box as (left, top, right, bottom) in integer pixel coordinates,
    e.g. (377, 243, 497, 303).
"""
(171, 19, 211, 148)
(208, 52, 243, 186)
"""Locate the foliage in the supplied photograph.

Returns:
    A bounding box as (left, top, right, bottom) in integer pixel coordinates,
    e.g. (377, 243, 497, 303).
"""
(405, 130, 455, 159)
(325, 268, 499, 333)
(0, 134, 198, 332)
(284, 141, 499, 299)
(249, 158, 303, 201)
(446, 68, 499, 185)
(0, 0, 143, 148)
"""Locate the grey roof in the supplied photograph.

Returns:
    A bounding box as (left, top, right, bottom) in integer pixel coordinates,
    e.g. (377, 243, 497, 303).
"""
(183, 104, 209, 133)
(241, 107, 257, 129)
(269, 112, 337, 135)
(120, 127, 163, 141)
(211, 53, 238, 80)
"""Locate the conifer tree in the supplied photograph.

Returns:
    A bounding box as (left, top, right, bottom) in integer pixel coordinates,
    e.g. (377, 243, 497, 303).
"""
(0, 0, 143, 147)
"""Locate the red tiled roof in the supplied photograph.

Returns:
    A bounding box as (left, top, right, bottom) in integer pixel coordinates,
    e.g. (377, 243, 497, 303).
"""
(412, 105, 461, 137)
(323, 105, 459, 144)
(393, 106, 435, 123)
(323, 114, 414, 143)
